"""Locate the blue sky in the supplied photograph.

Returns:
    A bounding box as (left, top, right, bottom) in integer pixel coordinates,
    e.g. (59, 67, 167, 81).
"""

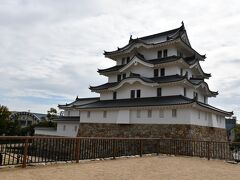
(0, 0, 239, 118)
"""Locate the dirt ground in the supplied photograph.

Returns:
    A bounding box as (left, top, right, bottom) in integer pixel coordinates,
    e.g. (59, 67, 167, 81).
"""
(1, 156, 240, 180)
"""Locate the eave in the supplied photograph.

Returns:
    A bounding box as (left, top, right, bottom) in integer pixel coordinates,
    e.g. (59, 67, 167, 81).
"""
(99, 55, 203, 76)
(104, 38, 180, 59)
(190, 62, 211, 79)
(194, 102, 233, 117)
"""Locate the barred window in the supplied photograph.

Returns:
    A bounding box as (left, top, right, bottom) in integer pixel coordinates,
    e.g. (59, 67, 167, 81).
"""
(136, 110, 141, 118)
(103, 111, 107, 118)
(87, 111, 91, 118)
(172, 109, 177, 118)
(159, 110, 164, 118)
(147, 110, 152, 118)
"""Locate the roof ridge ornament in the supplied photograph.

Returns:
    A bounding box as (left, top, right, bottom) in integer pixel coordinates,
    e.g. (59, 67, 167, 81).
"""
(129, 35, 133, 43)
(181, 21, 184, 27)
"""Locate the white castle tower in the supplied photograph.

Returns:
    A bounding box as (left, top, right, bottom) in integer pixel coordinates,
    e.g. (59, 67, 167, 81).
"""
(38, 22, 233, 140)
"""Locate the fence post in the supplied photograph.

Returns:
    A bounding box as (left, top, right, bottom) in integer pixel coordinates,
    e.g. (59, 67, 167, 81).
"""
(139, 139, 143, 157)
(207, 141, 210, 160)
(75, 138, 80, 163)
(0, 153, 2, 166)
(113, 139, 116, 160)
(156, 139, 159, 156)
(22, 138, 29, 168)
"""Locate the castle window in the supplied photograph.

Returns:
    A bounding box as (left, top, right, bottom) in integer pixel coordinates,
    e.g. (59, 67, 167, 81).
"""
(136, 89, 141, 98)
(127, 57, 130, 63)
(177, 51, 183, 57)
(198, 111, 201, 119)
(154, 69, 159, 77)
(159, 110, 164, 118)
(193, 92, 198, 100)
(103, 111, 107, 118)
(121, 58, 126, 64)
(122, 73, 126, 79)
(184, 88, 186, 96)
(180, 68, 183, 76)
(130, 90, 135, 99)
(67, 111, 70, 116)
(157, 50, 162, 58)
(160, 68, 165, 76)
(136, 110, 141, 118)
(113, 92, 117, 100)
(147, 110, 152, 118)
(63, 125, 66, 131)
(157, 88, 162, 97)
(163, 49, 168, 57)
(74, 126, 78, 132)
(87, 111, 91, 118)
(117, 74, 121, 82)
(172, 109, 177, 118)
(204, 96, 207, 103)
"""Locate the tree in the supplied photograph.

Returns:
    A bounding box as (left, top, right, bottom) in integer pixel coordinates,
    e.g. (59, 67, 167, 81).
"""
(234, 124, 240, 142)
(47, 107, 58, 120)
(0, 105, 11, 121)
(0, 105, 11, 135)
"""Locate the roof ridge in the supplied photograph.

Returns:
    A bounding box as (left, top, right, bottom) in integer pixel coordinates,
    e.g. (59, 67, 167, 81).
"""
(132, 24, 183, 41)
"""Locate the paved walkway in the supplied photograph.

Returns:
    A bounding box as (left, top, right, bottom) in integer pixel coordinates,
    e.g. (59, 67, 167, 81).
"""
(1, 156, 240, 180)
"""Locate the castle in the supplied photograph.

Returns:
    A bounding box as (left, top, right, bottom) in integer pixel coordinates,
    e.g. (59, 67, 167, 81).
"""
(36, 22, 233, 141)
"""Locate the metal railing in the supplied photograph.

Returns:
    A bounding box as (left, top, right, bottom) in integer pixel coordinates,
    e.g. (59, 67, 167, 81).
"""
(0, 136, 239, 168)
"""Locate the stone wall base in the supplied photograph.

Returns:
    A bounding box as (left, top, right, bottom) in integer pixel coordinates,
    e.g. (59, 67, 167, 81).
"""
(77, 123, 227, 141)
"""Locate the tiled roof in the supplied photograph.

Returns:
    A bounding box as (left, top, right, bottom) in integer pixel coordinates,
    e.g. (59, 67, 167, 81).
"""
(98, 65, 124, 73)
(58, 97, 100, 108)
(104, 24, 185, 56)
(196, 101, 233, 116)
(54, 116, 80, 122)
(77, 95, 193, 109)
(90, 75, 185, 91)
(98, 55, 202, 74)
(75, 95, 232, 116)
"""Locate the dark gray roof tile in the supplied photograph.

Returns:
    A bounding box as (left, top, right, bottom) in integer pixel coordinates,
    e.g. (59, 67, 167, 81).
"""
(77, 95, 193, 109)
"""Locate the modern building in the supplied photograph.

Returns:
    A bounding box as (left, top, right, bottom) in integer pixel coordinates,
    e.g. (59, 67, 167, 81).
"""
(225, 117, 237, 141)
(39, 22, 233, 140)
(10, 111, 47, 127)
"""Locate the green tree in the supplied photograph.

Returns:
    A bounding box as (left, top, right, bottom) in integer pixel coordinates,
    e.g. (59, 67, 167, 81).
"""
(35, 120, 57, 128)
(0, 105, 11, 135)
(0, 105, 11, 121)
(5, 120, 21, 136)
(47, 108, 58, 120)
(234, 124, 240, 142)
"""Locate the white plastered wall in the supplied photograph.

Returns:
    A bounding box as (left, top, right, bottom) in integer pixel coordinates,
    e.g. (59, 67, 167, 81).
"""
(100, 84, 188, 100)
(79, 107, 226, 129)
(56, 121, 79, 137)
(80, 110, 119, 124)
(130, 108, 191, 124)
(190, 108, 225, 128)
(63, 110, 80, 116)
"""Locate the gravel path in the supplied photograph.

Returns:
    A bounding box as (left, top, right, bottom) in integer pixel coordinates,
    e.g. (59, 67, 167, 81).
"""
(1, 156, 240, 180)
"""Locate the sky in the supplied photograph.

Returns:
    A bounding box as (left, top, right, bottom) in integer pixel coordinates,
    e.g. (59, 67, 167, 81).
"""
(0, 0, 240, 118)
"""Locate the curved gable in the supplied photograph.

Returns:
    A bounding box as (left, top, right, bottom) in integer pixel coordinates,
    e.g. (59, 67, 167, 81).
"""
(119, 56, 154, 73)
(190, 62, 211, 78)
(109, 77, 157, 91)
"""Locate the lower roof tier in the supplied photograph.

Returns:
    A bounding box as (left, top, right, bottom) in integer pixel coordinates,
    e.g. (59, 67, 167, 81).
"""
(89, 74, 218, 97)
(59, 95, 232, 116)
